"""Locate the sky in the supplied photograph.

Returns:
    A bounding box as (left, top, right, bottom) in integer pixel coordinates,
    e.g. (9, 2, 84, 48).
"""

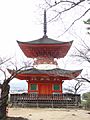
(0, 0, 35, 57)
(0, 0, 89, 56)
(0, 0, 90, 93)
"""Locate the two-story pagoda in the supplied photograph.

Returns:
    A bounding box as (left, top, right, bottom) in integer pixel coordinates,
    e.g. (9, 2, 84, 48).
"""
(9, 10, 82, 95)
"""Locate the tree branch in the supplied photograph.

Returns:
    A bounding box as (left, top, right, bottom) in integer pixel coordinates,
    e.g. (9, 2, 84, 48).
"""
(0, 57, 12, 66)
(76, 77, 90, 83)
(58, 8, 90, 37)
(44, 0, 89, 35)
(45, 0, 85, 10)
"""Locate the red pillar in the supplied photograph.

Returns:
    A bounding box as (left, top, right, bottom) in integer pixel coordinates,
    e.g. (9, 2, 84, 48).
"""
(27, 81, 30, 93)
(60, 80, 63, 94)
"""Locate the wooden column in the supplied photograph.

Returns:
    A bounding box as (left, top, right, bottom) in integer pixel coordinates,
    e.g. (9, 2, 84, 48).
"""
(27, 81, 30, 93)
(60, 80, 63, 94)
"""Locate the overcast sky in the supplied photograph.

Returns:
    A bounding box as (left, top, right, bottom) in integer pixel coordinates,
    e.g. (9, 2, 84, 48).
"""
(0, 0, 89, 59)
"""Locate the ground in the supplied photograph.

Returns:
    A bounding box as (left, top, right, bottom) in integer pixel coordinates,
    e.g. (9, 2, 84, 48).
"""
(7, 108, 90, 120)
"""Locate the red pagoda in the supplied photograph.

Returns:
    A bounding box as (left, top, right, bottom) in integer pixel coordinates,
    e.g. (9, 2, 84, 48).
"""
(9, 10, 82, 95)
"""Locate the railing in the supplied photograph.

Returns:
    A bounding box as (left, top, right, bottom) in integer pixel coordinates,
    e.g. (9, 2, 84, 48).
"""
(10, 93, 81, 108)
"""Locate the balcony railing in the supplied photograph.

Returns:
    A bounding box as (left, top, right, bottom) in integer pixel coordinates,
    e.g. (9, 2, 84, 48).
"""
(10, 93, 81, 108)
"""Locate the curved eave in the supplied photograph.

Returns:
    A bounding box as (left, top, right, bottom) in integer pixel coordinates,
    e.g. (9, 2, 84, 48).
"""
(17, 39, 73, 45)
(17, 40, 73, 58)
(7, 68, 82, 81)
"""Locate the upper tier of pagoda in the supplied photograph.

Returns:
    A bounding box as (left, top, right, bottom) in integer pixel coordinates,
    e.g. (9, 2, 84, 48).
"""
(17, 38, 73, 58)
(17, 10, 73, 59)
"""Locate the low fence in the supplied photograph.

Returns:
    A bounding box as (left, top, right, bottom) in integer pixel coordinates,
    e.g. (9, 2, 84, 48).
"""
(10, 93, 81, 108)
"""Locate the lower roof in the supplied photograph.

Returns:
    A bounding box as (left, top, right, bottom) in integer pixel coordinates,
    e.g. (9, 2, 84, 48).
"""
(8, 68, 82, 80)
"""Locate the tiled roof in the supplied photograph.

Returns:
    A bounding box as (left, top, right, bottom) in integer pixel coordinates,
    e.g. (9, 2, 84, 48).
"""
(17, 36, 73, 45)
(18, 68, 82, 77)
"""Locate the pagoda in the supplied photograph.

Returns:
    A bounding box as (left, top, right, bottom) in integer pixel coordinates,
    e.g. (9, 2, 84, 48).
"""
(9, 10, 82, 95)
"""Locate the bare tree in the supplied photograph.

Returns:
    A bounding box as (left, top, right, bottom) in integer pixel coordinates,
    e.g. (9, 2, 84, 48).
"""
(44, 1, 90, 21)
(64, 79, 84, 94)
(37, 0, 90, 36)
(0, 57, 32, 119)
(0, 57, 18, 119)
(70, 38, 90, 83)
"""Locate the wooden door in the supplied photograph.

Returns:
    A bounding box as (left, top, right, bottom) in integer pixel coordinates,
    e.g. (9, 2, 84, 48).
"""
(39, 83, 51, 94)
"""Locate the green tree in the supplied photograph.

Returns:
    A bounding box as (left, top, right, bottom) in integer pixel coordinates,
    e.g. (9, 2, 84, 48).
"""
(82, 92, 90, 108)
(84, 18, 90, 34)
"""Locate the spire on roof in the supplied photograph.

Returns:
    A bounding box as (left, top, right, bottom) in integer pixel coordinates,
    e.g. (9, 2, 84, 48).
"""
(44, 9, 47, 37)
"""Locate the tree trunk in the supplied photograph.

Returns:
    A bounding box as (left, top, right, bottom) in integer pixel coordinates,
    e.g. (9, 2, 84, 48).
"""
(0, 84, 10, 119)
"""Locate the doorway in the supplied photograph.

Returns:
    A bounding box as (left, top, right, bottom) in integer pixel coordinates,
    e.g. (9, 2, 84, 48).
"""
(39, 83, 51, 94)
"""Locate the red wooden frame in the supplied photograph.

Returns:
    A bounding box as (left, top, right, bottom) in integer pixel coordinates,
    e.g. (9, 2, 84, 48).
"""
(27, 80, 63, 94)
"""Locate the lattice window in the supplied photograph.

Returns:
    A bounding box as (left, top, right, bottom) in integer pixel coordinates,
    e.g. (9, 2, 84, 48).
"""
(30, 84, 37, 90)
(53, 84, 60, 90)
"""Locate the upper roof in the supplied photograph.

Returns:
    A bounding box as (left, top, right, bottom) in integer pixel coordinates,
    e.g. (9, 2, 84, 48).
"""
(17, 39, 72, 58)
(17, 36, 72, 45)
(17, 10, 73, 58)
